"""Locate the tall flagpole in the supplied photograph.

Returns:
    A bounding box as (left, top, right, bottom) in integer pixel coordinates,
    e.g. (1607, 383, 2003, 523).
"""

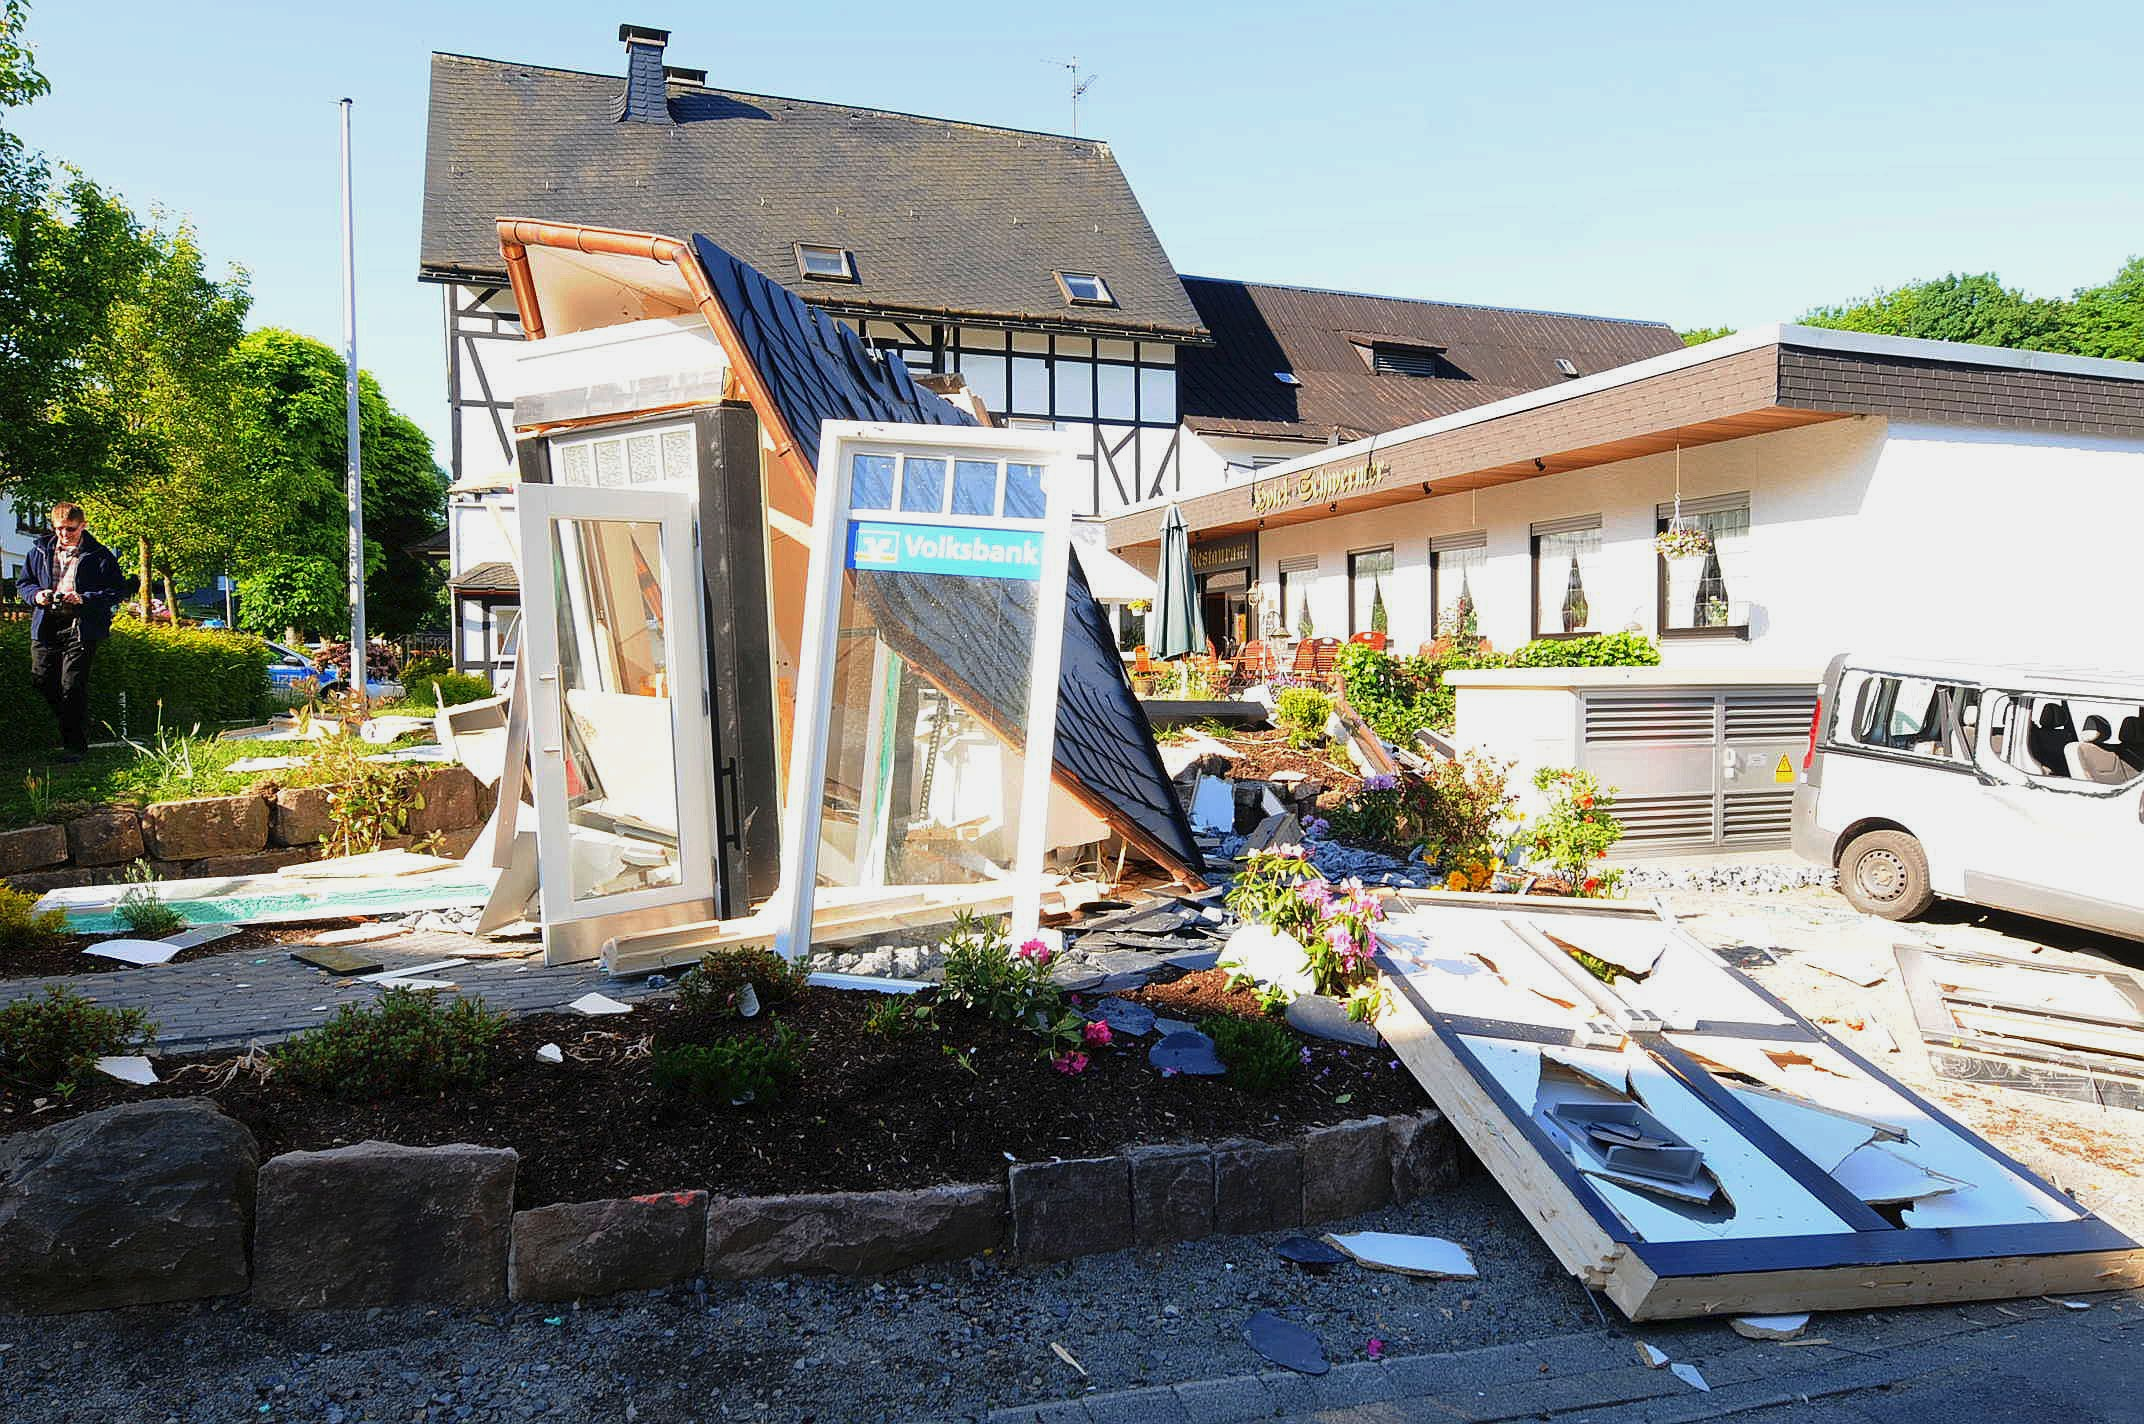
(340, 97, 367, 697)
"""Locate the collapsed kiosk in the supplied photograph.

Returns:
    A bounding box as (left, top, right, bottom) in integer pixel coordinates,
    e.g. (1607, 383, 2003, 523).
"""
(482, 222, 1200, 965)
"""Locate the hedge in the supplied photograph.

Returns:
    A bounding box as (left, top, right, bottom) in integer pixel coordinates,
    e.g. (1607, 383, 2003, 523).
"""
(1507, 631, 1663, 668)
(0, 618, 273, 749)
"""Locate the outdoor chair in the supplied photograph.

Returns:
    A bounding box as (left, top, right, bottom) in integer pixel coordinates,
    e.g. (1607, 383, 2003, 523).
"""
(1349, 630, 1388, 651)
(1309, 638, 1341, 687)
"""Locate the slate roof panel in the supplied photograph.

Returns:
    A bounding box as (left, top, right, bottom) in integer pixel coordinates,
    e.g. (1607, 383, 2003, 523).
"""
(424, 54, 1206, 341)
(1177, 276, 1683, 441)
(685, 234, 1201, 875)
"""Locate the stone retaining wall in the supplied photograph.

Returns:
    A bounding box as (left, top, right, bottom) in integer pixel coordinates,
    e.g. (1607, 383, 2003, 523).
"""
(0, 766, 494, 893)
(0, 1100, 1462, 1315)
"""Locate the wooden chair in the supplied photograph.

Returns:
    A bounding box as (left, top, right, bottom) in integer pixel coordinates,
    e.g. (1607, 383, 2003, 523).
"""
(1235, 639, 1276, 683)
(1287, 639, 1320, 681)
(1310, 637, 1341, 687)
(1133, 645, 1153, 676)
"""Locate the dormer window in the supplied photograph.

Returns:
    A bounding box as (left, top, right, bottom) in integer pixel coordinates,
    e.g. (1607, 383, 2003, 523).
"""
(1555, 357, 1580, 378)
(1274, 371, 1301, 386)
(1054, 271, 1115, 307)
(1362, 341, 1456, 379)
(795, 243, 857, 282)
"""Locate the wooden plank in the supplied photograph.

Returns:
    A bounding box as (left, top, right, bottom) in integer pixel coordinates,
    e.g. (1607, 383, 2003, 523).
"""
(1613, 1248, 2144, 1322)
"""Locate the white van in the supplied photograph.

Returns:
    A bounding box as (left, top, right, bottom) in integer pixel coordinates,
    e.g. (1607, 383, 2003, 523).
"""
(1792, 655, 2144, 939)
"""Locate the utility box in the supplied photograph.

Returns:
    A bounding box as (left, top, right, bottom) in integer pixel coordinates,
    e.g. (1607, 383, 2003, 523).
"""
(1448, 666, 1820, 853)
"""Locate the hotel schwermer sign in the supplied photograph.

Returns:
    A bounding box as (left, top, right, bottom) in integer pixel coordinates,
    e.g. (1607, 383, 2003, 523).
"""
(1250, 461, 1391, 515)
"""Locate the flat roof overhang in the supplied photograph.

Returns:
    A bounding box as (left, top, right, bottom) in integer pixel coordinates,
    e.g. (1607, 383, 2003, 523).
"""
(1104, 326, 2144, 550)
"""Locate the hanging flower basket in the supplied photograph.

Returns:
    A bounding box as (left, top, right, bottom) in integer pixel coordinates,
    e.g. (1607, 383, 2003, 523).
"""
(1655, 524, 1714, 561)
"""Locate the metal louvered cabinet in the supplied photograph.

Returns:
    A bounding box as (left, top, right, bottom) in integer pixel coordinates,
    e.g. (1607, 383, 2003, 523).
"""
(1580, 685, 1816, 851)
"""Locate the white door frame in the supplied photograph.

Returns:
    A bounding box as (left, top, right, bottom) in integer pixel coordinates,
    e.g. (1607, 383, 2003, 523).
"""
(774, 420, 1080, 960)
(517, 483, 718, 964)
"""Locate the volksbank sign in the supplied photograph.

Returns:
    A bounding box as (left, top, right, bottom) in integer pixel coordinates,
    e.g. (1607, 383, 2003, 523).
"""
(846, 520, 1045, 581)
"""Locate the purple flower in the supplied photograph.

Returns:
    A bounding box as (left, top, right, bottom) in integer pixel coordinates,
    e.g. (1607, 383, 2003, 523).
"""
(1325, 922, 1357, 956)
(1363, 773, 1398, 792)
(1299, 1046, 1314, 1065)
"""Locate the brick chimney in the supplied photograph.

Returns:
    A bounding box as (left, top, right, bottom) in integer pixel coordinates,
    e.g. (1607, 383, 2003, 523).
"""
(618, 24, 673, 125)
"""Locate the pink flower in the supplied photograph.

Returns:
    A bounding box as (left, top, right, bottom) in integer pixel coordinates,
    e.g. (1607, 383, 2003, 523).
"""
(1366, 1337, 1385, 1361)
(1326, 922, 1357, 957)
(1083, 1020, 1114, 1047)
(1053, 1051, 1089, 1075)
(1018, 938, 1053, 968)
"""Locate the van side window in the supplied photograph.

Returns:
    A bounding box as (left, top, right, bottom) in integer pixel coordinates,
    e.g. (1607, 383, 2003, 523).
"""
(1987, 692, 2144, 786)
(1844, 675, 1977, 764)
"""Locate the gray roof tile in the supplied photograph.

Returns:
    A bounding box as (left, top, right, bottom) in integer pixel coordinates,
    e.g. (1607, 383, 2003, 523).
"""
(421, 53, 1207, 341)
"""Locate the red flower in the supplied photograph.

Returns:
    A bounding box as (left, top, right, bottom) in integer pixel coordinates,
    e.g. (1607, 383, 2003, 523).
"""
(1582, 876, 1600, 893)
(1577, 794, 1594, 809)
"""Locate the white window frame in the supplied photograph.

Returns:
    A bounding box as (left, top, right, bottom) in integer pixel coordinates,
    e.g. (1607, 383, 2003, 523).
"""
(794, 243, 857, 283)
(774, 421, 1081, 959)
(1054, 271, 1115, 307)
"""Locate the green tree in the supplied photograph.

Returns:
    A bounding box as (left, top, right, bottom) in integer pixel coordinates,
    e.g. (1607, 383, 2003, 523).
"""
(69, 220, 251, 609)
(1802, 272, 2068, 350)
(1678, 325, 1734, 346)
(0, 1, 155, 498)
(227, 329, 446, 639)
(2061, 256, 2144, 363)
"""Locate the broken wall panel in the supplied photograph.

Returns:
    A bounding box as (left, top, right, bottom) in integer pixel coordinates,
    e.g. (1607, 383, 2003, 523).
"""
(1374, 899, 2144, 1320)
(1895, 943, 2144, 1112)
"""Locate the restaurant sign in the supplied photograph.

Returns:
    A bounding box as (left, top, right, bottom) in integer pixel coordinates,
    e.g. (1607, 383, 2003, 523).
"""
(1189, 533, 1257, 573)
(1249, 461, 1391, 515)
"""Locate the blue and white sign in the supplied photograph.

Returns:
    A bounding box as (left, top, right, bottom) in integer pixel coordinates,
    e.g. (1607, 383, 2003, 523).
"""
(845, 520, 1044, 581)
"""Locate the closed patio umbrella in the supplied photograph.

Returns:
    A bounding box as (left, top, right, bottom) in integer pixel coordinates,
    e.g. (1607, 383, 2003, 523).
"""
(1151, 504, 1206, 660)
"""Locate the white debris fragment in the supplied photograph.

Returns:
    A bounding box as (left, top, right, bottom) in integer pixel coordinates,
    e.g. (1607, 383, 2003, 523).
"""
(311, 922, 411, 947)
(1322, 1231, 1478, 1279)
(1190, 775, 1235, 833)
(1804, 951, 1888, 987)
(569, 993, 633, 1016)
(1636, 1342, 1671, 1368)
(1731, 1313, 1811, 1340)
(1670, 1362, 1710, 1392)
(534, 1043, 565, 1065)
(94, 1055, 158, 1086)
(2045, 1296, 2093, 1311)
(83, 938, 182, 967)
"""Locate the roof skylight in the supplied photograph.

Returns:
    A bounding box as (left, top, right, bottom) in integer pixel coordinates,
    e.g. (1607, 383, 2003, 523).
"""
(795, 243, 857, 283)
(1054, 271, 1115, 307)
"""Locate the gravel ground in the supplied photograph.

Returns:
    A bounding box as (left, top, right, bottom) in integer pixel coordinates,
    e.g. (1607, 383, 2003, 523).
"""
(0, 1172, 1606, 1424)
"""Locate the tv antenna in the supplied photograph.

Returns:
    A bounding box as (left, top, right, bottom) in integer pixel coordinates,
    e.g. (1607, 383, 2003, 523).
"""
(1047, 56, 1098, 136)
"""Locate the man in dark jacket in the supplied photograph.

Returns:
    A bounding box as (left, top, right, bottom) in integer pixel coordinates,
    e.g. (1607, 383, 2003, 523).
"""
(19, 503, 129, 762)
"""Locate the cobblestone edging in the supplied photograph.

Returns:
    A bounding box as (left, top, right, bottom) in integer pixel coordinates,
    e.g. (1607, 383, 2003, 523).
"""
(0, 766, 493, 893)
(0, 1101, 1461, 1315)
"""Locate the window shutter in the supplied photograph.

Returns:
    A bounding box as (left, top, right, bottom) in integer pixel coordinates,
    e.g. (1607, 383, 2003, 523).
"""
(1430, 531, 1487, 553)
(1656, 491, 1749, 521)
(1277, 555, 1320, 574)
(1531, 514, 1601, 538)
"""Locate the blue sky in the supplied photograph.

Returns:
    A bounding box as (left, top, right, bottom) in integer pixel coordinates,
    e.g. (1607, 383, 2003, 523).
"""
(12, 1, 2143, 463)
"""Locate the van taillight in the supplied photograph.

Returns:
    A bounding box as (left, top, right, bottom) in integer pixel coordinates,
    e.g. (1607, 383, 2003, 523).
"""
(1803, 696, 1822, 770)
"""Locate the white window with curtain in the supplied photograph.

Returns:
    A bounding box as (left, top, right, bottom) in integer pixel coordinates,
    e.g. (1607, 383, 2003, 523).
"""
(1277, 555, 1319, 641)
(1429, 532, 1487, 641)
(1531, 515, 1602, 637)
(1347, 547, 1394, 638)
(1656, 492, 1751, 633)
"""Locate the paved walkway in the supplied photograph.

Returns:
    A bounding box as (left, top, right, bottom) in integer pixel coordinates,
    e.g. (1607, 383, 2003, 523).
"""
(0, 930, 668, 1050)
(970, 1294, 2141, 1424)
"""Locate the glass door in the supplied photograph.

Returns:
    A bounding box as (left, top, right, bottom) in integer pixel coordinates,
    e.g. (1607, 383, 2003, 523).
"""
(517, 484, 716, 963)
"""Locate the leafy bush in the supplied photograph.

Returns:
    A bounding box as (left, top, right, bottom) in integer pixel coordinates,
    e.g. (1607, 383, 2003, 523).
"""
(115, 860, 185, 938)
(301, 736, 425, 856)
(1154, 659, 1224, 700)
(1272, 688, 1333, 749)
(276, 988, 507, 1097)
(937, 912, 1083, 1055)
(650, 1021, 803, 1106)
(1524, 767, 1626, 896)
(1508, 632, 1661, 668)
(0, 987, 156, 1095)
(0, 620, 272, 749)
(1205, 1016, 1300, 1095)
(863, 995, 932, 1039)
(0, 885, 69, 955)
(1223, 846, 1324, 941)
(1337, 642, 1508, 740)
(1412, 751, 1518, 873)
(394, 671, 496, 711)
(677, 947, 811, 1020)
(399, 653, 454, 686)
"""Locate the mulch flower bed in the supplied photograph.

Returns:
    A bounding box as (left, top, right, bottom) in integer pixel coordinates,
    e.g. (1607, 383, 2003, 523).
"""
(1, 971, 1429, 1209)
(0, 921, 358, 983)
(1200, 729, 1363, 790)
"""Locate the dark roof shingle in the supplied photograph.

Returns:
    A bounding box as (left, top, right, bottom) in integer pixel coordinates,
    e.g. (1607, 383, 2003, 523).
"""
(422, 54, 1206, 341)
(1175, 277, 1683, 441)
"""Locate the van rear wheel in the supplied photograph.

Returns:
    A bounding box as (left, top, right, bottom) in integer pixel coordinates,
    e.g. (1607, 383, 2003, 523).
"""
(1839, 830, 1935, 921)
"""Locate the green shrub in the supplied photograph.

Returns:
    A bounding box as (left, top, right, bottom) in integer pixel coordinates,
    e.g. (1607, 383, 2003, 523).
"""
(1336, 642, 1508, 740)
(863, 995, 932, 1038)
(276, 988, 507, 1097)
(0, 986, 156, 1095)
(1272, 688, 1333, 749)
(1522, 767, 1626, 896)
(299, 736, 425, 856)
(937, 912, 1084, 1057)
(115, 861, 185, 938)
(1205, 1016, 1301, 1095)
(399, 653, 454, 686)
(677, 947, 811, 1020)
(650, 1021, 803, 1106)
(0, 621, 272, 750)
(1508, 632, 1661, 668)
(395, 671, 496, 711)
(0, 886, 69, 956)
